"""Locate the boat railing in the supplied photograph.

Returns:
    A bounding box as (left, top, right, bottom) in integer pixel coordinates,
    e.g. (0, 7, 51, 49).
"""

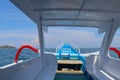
(70, 42, 80, 54)
(14, 45, 39, 63)
(56, 42, 64, 53)
(56, 42, 80, 54)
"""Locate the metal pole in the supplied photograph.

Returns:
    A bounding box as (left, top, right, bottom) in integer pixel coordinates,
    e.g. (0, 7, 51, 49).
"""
(37, 17, 45, 66)
(98, 19, 118, 67)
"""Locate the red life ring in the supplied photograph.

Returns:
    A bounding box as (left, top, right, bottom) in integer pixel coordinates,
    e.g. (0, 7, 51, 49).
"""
(14, 45, 39, 63)
(109, 47, 120, 58)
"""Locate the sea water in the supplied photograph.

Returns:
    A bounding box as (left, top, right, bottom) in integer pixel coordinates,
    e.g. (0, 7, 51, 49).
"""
(0, 48, 119, 67)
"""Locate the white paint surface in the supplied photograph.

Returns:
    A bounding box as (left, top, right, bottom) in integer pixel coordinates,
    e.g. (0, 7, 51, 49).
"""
(0, 53, 57, 80)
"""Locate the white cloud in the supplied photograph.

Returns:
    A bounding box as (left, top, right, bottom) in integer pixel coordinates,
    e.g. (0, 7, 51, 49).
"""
(0, 33, 32, 38)
(44, 28, 104, 48)
(111, 28, 120, 47)
(0, 29, 38, 47)
(111, 36, 120, 47)
(0, 27, 119, 48)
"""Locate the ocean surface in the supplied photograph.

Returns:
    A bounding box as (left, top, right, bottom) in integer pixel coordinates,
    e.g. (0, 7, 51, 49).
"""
(0, 48, 119, 67)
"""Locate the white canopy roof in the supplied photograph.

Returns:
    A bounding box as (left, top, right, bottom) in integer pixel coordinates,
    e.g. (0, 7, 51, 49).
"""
(10, 0, 120, 30)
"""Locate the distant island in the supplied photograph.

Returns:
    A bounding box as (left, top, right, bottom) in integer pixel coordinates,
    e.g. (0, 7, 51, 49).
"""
(0, 45, 16, 48)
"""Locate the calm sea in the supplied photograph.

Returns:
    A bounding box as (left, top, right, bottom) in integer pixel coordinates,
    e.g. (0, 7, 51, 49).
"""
(0, 48, 119, 67)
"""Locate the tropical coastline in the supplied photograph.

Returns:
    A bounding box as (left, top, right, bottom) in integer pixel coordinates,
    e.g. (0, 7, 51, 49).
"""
(0, 45, 15, 48)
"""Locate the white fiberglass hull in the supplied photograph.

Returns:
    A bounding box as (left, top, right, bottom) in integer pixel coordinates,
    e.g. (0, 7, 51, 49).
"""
(0, 53, 57, 80)
(86, 53, 120, 80)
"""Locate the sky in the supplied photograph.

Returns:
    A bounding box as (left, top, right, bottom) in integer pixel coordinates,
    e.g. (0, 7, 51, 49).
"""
(0, 0, 120, 48)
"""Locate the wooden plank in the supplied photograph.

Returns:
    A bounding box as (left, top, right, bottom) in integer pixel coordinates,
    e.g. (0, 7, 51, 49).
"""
(58, 60, 83, 64)
(56, 70, 84, 74)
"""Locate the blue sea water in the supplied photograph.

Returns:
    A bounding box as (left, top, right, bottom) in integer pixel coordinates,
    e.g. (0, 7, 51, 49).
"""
(0, 48, 119, 67)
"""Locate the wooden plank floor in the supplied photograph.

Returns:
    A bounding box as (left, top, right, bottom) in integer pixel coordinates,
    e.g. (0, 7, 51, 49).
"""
(55, 71, 87, 80)
(56, 70, 84, 74)
(58, 60, 83, 64)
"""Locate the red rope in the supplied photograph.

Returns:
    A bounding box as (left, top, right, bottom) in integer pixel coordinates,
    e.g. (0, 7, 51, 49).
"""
(14, 45, 39, 63)
(109, 47, 120, 58)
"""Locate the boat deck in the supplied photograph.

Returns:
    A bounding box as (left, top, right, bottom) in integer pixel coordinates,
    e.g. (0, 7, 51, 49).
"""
(58, 60, 83, 64)
(54, 76, 88, 80)
(55, 59, 86, 80)
(57, 70, 83, 74)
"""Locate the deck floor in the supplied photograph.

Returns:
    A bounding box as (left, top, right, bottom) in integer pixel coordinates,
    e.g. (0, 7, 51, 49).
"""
(55, 60, 87, 80)
(58, 60, 83, 64)
(54, 74, 88, 80)
(56, 70, 83, 74)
